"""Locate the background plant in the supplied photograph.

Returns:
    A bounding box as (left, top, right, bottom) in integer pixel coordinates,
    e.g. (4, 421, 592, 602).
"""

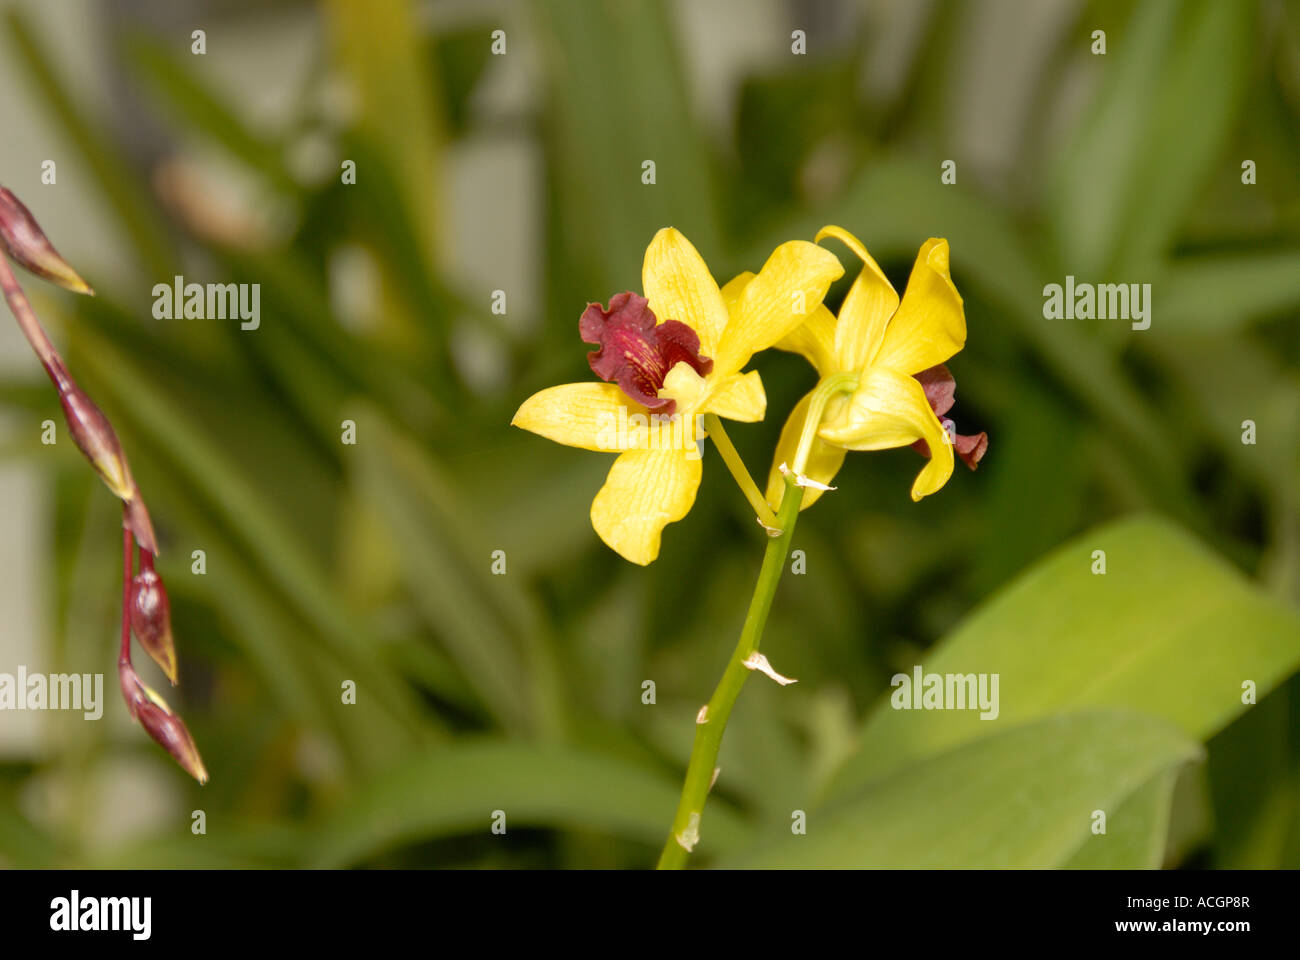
(0, 0, 1296, 869)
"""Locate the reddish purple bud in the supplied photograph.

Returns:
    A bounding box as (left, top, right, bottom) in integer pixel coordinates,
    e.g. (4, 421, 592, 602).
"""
(55, 380, 159, 552)
(579, 292, 712, 414)
(59, 383, 133, 500)
(131, 554, 178, 685)
(0, 187, 94, 295)
(119, 662, 208, 784)
(911, 364, 988, 470)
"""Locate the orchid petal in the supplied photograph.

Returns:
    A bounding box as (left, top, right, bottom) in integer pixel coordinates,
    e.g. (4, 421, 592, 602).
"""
(511, 382, 641, 452)
(591, 448, 702, 565)
(818, 367, 954, 500)
(704, 369, 766, 423)
(871, 238, 965, 375)
(815, 225, 899, 373)
(714, 240, 843, 377)
(642, 227, 729, 360)
(774, 303, 839, 377)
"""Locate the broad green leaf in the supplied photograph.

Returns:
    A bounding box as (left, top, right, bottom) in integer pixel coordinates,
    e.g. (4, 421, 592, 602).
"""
(1064, 769, 1177, 869)
(309, 740, 752, 867)
(1206, 679, 1300, 868)
(728, 711, 1198, 868)
(1163, 765, 1213, 867)
(829, 514, 1300, 799)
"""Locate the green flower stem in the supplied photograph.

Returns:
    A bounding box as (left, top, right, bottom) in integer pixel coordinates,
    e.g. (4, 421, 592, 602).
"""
(791, 371, 859, 476)
(657, 374, 859, 869)
(703, 412, 779, 529)
(656, 473, 804, 869)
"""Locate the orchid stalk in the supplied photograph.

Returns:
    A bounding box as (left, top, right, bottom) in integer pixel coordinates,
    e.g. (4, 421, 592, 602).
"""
(0, 186, 206, 784)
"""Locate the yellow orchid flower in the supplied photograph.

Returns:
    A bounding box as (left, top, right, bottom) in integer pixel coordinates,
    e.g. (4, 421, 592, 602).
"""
(512, 227, 843, 565)
(762, 225, 987, 509)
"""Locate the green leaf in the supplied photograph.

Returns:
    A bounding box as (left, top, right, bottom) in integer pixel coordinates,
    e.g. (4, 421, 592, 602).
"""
(5, 10, 174, 279)
(829, 514, 1300, 799)
(350, 407, 565, 738)
(728, 711, 1198, 868)
(0, 800, 60, 868)
(324, 0, 446, 268)
(71, 330, 434, 761)
(428, 25, 495, 137)
(219, 247, 447, 431)
(323, 0, 449, 353)
(123, 34, 295, 191)
(1047, 0, 1252, 275)
(731, 52, 861, 232)
(534, 0, 720, 347)
(91, 823, 307, 870)
(1064, 768, 1177, 869)
(1142, 332, 1300, 497)
(309, 740, 752, 867)
(1157, 250, 1300, 335)
(1206, 678, 1300, 868)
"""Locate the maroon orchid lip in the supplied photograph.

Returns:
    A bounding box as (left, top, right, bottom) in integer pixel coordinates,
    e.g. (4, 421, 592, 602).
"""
(911, 364, 988, 470)
(579, 292, 713, 415)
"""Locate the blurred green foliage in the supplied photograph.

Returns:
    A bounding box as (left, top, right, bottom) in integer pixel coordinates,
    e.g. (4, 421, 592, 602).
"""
(0, 0, 1298, 868)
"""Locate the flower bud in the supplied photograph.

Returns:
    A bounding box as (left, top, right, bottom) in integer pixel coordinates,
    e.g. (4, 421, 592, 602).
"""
(0, 187, 94, 295)
(130, 556, 178, 685)
(59, 383, 133, 500)
(56, 381, 159, 553)
(119, 662, 208, 784)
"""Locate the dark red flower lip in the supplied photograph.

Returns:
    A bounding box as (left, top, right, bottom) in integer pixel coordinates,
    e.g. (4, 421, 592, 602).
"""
(579, 292, 713, 415)
(911, 364, 987, 470)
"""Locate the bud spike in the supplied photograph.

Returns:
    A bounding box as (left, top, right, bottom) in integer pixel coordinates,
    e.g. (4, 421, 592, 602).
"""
(2, 188, 196, 782)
